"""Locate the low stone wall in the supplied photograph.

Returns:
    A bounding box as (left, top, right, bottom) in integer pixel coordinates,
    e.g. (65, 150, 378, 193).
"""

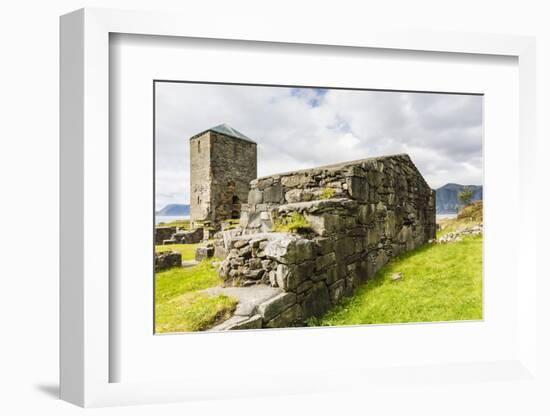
(155, 251, 182, 272)
(218, 154, 435, 328)
(155, 227, 177, 245)
(170, 228, 204, 244)
(155, 227, 204, 245)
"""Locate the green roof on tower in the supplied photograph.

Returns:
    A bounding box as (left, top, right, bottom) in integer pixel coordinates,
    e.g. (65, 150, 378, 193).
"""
(190, 123, 256, 144)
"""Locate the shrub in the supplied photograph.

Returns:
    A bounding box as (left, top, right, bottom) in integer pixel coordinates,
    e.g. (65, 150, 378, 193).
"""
(458, 188, 474, 206)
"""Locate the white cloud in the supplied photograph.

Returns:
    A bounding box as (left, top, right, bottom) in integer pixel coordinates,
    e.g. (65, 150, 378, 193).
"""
(155, 83, 483, 209)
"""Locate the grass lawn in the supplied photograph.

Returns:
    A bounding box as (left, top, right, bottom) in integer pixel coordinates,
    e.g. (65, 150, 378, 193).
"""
(312, 235, 483, 327)
(155, 260, 237, 333)
(155, 243, 200, 261)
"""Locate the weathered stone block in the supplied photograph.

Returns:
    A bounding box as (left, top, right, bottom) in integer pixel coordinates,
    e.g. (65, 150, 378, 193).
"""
(384, 210, 396, 237)
(335, 261, 348, 281)
(295, 239, 315, 263)
(346, 176, 369, 202)
(314, 237, 334, 255)
(172, 227, 204, 244)
(214, 244, 228, 260)
(304, 214, 332, 236)
(233, 239, 249, 249)
(256, 177, 273, 190)
(244, 269, 264, 280)
(296, 280, 314, 294)
(238, 245, 252, 258)
(265, 304, 302, 328)
(284, 188, 316, 203)
(154, 251, 182, 272)
(284, 189, 302, 203)
(195, 246, 214, 261)
(315, 252, 336, 271)
(257, 292, 297, 322)
(318, 266, 338, 285)
(155, 226, 177, 245)
(334, 238, 355, 259)
(301, 282, 331, 319)
(329, 279, 346, 305)
(275, 261, 312, 291)
(248, 258, 262, 270)
(397, 225, 413, 244)
(375, 249, 389, 272)
(367, 227, 379, 246)
(345, 271, 361, 293)
(263, 183, 284, 203)
(264, 235, 297, 264)
(294, 260, 315, 283)
(213, 314, 263, 331)
(268, 270, 277, 286)
(275, 263, 291, 289)
(248, 188, 263, 204)
(281, 173, 308, 188)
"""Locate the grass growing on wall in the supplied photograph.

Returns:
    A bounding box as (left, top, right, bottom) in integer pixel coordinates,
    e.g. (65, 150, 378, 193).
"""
(155, 260, 237, 333)
(319, 187, 336, 200)
(273, 212, 312, 234)
(310, 235, 483, 327)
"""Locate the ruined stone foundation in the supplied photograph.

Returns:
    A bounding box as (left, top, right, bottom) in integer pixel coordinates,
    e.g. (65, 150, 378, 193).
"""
(216, 154, 436, 329)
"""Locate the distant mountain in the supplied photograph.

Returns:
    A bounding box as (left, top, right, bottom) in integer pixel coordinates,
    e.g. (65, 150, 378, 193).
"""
(156, 204, 190, 216)
(435, 183, 482, 214)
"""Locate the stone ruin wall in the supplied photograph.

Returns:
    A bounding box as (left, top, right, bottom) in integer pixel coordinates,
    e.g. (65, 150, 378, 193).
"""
(218, 154, 436, 328)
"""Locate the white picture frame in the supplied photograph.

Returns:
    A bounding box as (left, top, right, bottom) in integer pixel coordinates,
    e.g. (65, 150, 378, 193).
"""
(60, 7, 538, 408)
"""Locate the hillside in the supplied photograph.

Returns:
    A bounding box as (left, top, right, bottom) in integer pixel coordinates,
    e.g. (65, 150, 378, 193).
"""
(156, 204, 190, 216)
(435, 183, 482, 214)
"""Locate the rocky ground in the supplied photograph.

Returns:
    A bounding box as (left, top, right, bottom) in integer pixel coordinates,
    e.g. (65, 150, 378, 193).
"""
(434, 224, 483, 244)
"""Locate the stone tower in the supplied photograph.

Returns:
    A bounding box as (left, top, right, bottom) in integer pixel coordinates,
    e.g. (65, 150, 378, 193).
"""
(190, 124, 257, 228)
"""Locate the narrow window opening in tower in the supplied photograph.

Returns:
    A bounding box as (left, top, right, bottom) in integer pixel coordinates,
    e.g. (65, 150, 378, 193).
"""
(197, 140, 201, 153)
(197, 196, 200, 204)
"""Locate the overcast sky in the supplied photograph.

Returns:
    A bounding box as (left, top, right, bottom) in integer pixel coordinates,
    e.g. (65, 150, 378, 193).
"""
(155, 82, 483, 210)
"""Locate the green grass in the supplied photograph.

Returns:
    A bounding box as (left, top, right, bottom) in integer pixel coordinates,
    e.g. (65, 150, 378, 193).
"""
(156, 219, 190, 229)
(273, 212, 312, 233)
(155, 260, 237, 333)
(155, 243, 200, 261)
(312, 235, 482, 327)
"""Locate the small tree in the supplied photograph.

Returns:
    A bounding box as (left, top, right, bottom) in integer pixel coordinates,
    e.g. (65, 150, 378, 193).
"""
(458, 188, 473, 207)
